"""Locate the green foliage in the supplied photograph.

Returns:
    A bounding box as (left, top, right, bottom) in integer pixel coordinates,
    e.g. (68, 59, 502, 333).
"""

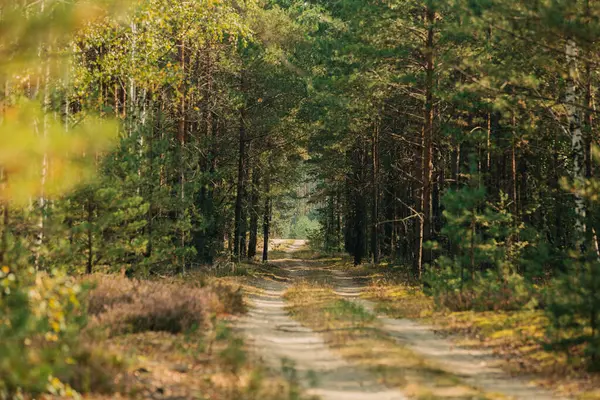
(546, 158, 600, 370)
(323, 299, 375, 325)
(546, 257, 600, 370)
(426, 167, 533, 311)
(426, 266, 535, 312)
(289, 215, 320, 240)
(307, 226, 326, 252)
(0, 267, 97, 397)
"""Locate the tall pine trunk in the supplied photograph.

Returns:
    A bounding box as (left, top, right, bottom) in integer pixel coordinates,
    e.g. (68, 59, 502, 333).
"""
(371, 119, 380, 264)
(262, 168, 271, 262)
(178, 38, 187, 272)
(414, 6, 435, 278)
(234, 67, 247, 260)
(247, 169, 260, 259)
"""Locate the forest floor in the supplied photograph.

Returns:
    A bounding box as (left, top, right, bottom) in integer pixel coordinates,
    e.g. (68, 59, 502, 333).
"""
(77, 241, 599, 400)
(77, 258, 310, 400)
(237, 240, 589, 400)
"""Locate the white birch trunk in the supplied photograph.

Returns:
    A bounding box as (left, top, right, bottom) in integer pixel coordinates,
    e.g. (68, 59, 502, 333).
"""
(35, 0, 48, 270)
(138, 88, 147, 194)
(129, 21, 137, 136)
(566, 38, 587, 240)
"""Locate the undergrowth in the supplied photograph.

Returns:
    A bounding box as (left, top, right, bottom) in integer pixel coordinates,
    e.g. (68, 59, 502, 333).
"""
(0, 268, 127, 399)
(82, 273, 312, 400)
(86, 274, 239, 335)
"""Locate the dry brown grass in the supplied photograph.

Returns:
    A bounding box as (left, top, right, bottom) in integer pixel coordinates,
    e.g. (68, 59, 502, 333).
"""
(83, 328, 316, 400)
(75, 273, 314, 400)
(86, 275, 222, 335)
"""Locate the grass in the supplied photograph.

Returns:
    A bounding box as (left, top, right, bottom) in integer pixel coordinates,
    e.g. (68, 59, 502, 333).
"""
(284, 281, 495, 399)
(348, 262, 600, 399)
(363, 279, 434, 319)
(432, 310, 600, 398)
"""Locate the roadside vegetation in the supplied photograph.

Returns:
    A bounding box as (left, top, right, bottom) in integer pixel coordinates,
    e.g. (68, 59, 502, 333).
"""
(2, 268, 313, 399)
(296, 254, 600, 399)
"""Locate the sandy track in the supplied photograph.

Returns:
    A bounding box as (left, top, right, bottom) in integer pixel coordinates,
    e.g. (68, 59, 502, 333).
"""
(331, 273, 568, 400)
(239, 240, 567, 399)
(237, 240, 406, 400)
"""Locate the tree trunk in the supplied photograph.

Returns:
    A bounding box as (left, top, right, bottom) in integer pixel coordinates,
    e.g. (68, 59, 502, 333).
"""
(35, 42, 51, 271)
(566, 38, 586, 245)
(178, 38, 187, 272)
(353, 143, 367, 266)
(240, 145, 252, 259)
(234, 67, 247, 260)
(0, 179, 9, 265)
(336, 190, 342, 252)
(583, 52, 600, 255)
(414, 6, 435, 278)
(262, 169, 271, 262)
(371, 120, 380, 264)
(248, 169, 261, 259)
(86, 196, 94, 274)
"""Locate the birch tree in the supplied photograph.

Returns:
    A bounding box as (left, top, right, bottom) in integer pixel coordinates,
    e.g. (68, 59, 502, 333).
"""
(566, 38, 587, 245)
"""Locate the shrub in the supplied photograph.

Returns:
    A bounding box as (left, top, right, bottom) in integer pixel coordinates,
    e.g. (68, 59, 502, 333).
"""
(307, 227, 325, 252)
(289, 216, 320, 240)
(88, 275, 220, 335)
(0, 267, 104, 397)
(546, 256, 600, 370)
(212, 282, 246, 315)
(84, 274, 136, 316)
(426, 266, 535, 312)
(59, 344, 128, 394)
(426, 170, 534, 312)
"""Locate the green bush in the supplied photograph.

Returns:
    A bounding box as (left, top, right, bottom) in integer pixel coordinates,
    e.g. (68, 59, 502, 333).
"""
(307, 227, 325, 252)
(546, 254, 600, 370)
(289, 216, 320, 240)
(544, 157, 600, 370)
(426, 169, 534, 311)
(0, 266, 119, 398)
(426, 266, 535, 312)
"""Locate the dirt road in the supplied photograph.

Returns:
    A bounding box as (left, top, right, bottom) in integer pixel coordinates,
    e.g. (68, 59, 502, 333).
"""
(238, 240, 406, 400)
(239, 240, 566, 400)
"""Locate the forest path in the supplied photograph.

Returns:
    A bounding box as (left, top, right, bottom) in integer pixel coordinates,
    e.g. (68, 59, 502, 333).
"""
(237, 239, 406, 400)
(239, 241, 568, 399)
(275, 244, 566, 400)
(329, 273, 567, 400)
